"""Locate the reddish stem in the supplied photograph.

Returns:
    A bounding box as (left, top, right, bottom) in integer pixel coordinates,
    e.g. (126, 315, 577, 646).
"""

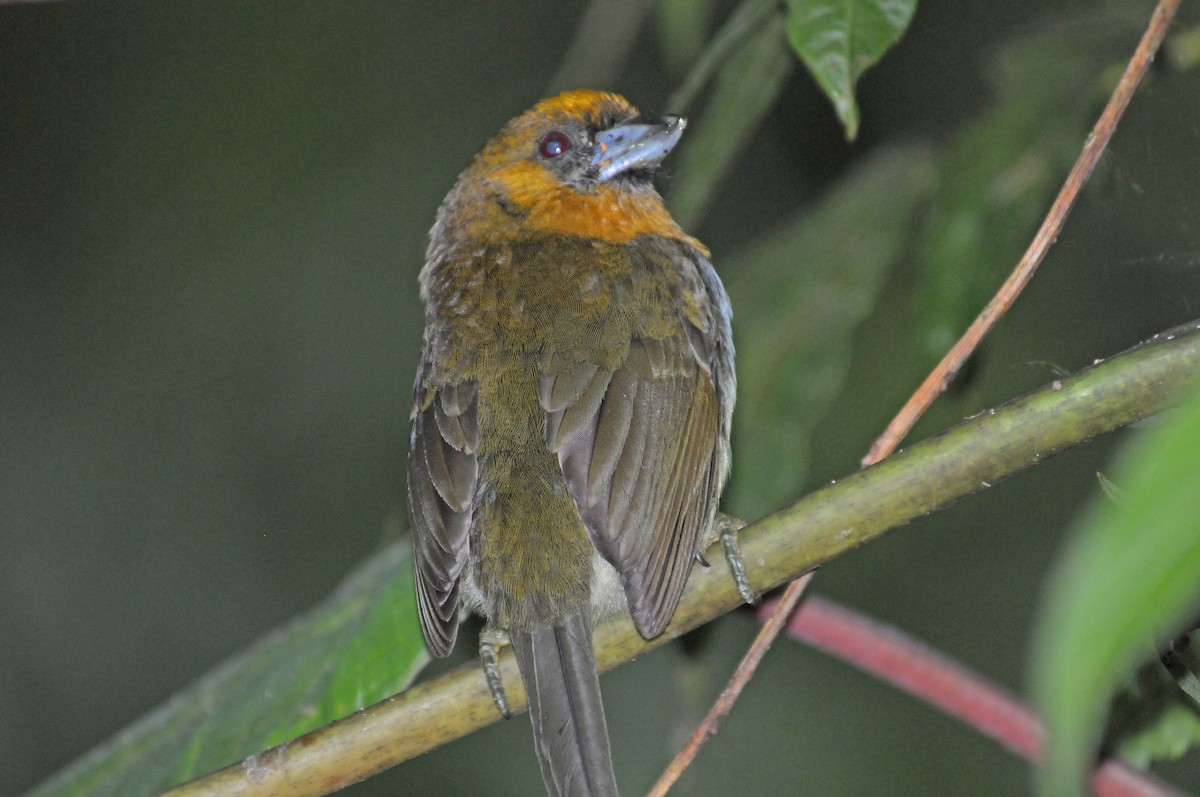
(763, 595, 1189, 797)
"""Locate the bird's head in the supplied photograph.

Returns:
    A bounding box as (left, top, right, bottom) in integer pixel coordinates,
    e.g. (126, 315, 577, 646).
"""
(476, 90, 684, 191)
(433, 90, 702, 251)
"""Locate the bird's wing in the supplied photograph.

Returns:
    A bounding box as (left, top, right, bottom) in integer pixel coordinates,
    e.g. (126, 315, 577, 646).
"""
(541, 266, 726, 640)
(408, 360, 479, 657)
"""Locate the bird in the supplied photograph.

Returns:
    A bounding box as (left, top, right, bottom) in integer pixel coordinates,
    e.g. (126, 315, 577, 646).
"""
(407, 89, 736, 797)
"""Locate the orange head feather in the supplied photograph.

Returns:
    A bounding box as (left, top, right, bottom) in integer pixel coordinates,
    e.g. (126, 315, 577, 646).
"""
(431, 90, 706, 254)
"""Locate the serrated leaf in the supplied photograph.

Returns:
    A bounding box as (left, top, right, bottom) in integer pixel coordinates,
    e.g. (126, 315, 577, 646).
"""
(28, 541, 428, 797)
(724, 145, 937, 515)
(668, 10, 794, 229)
(1032, 384, 1200, 797)
(783, 0, 916, 140)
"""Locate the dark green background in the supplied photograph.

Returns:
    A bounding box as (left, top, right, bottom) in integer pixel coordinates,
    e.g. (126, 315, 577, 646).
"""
(3, 1, 1199, 795)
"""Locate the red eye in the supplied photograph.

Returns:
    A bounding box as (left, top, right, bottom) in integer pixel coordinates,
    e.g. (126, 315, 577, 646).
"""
(539, 131, 570, 159)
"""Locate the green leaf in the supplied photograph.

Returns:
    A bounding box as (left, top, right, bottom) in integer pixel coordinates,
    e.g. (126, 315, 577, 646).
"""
(668, 10, 794, 230)
(1032, 381, 1200, 797)
(29, 541, 428, 797)
(724, 145, 937, 515)
(783, 0, 916, 140)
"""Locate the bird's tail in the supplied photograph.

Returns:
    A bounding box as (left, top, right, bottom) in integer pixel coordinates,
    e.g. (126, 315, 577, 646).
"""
(509, 611, 619, 797)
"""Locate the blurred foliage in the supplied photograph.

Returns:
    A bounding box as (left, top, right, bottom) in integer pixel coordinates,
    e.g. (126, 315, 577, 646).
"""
(910, 10, 1142, 361)
(29, 542, 425, 797)
(1034, 379, 1200, 797)
(654, 0, 722, 75)
(1109, 625, 1200, 767)
(1165, 22, 1200, 70)
(724, 145, 936, 514)
(669, 9, 794, 228)
(5, 1, 1200, 796)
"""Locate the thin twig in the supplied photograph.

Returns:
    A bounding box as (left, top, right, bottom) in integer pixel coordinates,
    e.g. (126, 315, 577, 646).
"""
(862, 0, 1183, 468)
(773, 595, 1189, 797)
(646, 573, 815, 797)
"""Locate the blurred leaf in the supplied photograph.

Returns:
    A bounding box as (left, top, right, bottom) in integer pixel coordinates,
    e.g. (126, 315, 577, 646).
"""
(1109, 625, 1200, 767)
(1032, 383, 1200, 797)
(654, 0, 722, 75)
(911, 13, 1143, 361)
(724, 145, 937, 516)
(29, 541, 427, 797)
(783, 0, 917, 140)
(668, 9, 794, 229)
(1164, 630, 1200, 706)
(666, 0, 779, 114)
(1119, 701, 1200, 766)
(1165, 23, 1200, 71)
(548, 0, 656, 94)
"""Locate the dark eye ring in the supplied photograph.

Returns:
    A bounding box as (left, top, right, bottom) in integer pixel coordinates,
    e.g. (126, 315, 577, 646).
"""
(539, 131, 570, 159)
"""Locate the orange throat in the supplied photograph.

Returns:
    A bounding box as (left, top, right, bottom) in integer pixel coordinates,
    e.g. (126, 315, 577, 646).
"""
(478, 160, 708, 253)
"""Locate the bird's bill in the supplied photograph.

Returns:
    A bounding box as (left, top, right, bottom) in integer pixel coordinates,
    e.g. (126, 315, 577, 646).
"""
(592, 116, 686, 182)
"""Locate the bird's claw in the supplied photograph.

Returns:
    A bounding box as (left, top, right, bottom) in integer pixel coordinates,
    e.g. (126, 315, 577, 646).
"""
(479, 629, 512, 719)
(716, 513, 757, 606)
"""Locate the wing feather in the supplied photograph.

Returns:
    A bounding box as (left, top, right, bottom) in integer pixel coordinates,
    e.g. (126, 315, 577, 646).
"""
(537, 242, 734, 641)
(550, 368, 613, 452)
(548, 331, 719, 639)
(408, 373, 478, 657)
(585, 366, 638, 505)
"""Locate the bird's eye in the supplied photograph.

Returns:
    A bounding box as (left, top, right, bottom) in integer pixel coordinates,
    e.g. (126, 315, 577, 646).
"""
(538, 131, 570, 159)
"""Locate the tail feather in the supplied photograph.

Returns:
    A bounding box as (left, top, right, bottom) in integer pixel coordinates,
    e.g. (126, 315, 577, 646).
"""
(510, 612, 619, 797)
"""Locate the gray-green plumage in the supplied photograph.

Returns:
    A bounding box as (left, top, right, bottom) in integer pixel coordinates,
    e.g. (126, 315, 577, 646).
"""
(407, 91, 734, 797)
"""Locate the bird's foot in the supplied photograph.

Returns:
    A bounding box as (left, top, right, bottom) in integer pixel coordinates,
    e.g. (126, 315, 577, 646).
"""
(716, 513, 757, 606)
(479, 627, 512, 719)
